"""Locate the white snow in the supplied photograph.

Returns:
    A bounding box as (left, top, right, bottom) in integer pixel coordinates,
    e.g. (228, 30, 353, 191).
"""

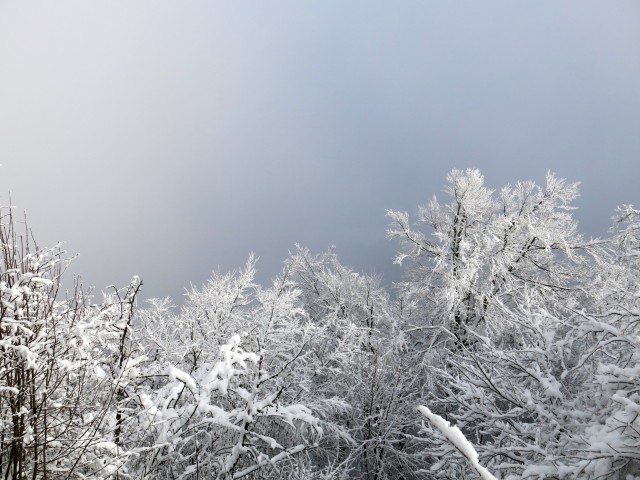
(418, 405, 497, 480)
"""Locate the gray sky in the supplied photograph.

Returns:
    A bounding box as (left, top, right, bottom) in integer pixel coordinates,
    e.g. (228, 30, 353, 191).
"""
(1, 1, 639, 301)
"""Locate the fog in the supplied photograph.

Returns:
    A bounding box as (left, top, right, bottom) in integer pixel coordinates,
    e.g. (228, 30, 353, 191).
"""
(1, 1, 638, 300)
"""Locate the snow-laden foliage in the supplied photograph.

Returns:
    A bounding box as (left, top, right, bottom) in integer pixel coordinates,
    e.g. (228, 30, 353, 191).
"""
(2, 169, 638, 479)
(386, 169, 633, 479)
(0, 206, 142, 479)
(0, 212, 324, 479)
(285, 247, 430, 479)
(418, 406, 496, 480)
(123, 257, 325, 479)
(387, 169, 593, 348)
(553, 205, 640, 478)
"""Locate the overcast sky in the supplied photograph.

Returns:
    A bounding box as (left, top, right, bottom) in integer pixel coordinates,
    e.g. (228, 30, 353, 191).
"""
(1, 1, 639, 301)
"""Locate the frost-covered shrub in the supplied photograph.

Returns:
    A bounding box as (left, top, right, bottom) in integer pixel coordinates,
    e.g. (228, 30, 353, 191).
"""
(0, 206, 142, 479)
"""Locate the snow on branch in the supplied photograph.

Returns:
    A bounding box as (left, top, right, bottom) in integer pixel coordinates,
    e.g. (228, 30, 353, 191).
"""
(418, 406, 497, 480)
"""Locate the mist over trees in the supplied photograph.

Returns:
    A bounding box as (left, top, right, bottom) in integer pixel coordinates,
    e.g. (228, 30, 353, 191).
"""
(1, 169, 638, 479)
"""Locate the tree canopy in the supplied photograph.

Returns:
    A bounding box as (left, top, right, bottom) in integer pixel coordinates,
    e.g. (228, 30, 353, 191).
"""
(1, 169, 637, 479)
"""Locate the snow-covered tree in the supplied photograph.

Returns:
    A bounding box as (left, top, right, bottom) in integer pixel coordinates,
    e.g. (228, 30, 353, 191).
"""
(387, 169, 593, 348)
(4, 169, 639, 479)
(546, 205, 640, 478)
(388, 170, 606, 477)
(123, 257, 325, 479)
(0, 206, 143, 479)
(286, 246, 429, 479)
